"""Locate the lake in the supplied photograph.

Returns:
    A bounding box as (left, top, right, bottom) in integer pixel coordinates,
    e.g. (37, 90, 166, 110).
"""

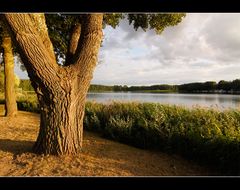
(87, 92, 240, 110)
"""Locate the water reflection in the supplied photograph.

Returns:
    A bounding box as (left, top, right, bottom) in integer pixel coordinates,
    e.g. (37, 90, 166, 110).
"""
(86, 92, 240, 110)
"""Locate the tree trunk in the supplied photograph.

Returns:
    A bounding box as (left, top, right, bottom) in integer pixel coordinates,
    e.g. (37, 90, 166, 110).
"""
(33, 82, 87, 155)
(2, 35, 17, 117)
(4, 13, 103, 155)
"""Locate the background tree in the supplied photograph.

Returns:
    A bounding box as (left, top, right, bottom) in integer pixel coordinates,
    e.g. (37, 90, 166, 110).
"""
(217, 80, 232, 92)
(231, 79, 240, 92)
(0, 23, 18, 117)
(19, 79, 34, 91)
(3, 13, 185, 155)
(203, 81, 217, 92)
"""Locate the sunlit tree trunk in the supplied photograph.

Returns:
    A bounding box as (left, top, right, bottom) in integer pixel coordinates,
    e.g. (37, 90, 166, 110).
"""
(2, 31, 17, 117)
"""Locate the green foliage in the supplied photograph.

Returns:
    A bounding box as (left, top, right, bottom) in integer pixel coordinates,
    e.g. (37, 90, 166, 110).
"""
(179, 79, 240, 93)
(14, 74, 20, 88)
(128, 84, 177, 92)
(0, 70, 20, 92)
(46, 13, 125, 61)
(178, 81, 217, 92)
(218, 80, 232, 91)
(232, 79, 240, 91)
(45, 13, 186, 63)
(103, 14, 125, 29)
(45, 14, 79, 60)
(19, 79, 34, 91)
(88, 84, 113, 92)
(84, 102, 240, 174)
(84, 102, 104, 132)
(89, 84, 177, 92)
(17, 99, 39, 113)
(89, 80, 240, 93)
(0, 90, 38, 112)
(127, 14, 186, 34)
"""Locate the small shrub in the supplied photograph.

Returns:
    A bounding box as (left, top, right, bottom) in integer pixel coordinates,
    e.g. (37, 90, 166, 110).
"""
(17, 100, 40, 113)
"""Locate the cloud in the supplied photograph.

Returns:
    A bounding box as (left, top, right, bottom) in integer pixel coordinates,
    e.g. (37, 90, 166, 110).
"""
(92, 13, 240, 85)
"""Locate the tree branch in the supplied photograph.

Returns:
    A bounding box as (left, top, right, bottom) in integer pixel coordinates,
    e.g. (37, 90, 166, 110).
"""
(3, 13, 59, 91)
(29, 13, 56, 63)
(65, 21, 81, 66)
(70, 14, 103, 83)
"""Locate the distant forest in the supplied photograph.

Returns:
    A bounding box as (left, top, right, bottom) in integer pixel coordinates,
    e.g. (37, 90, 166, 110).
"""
(18, 79, 240, 94)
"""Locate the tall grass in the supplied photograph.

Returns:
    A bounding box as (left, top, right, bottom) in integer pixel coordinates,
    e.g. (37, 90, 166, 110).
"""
(1, 93, 240, 174)
(84, 101, 240, 175)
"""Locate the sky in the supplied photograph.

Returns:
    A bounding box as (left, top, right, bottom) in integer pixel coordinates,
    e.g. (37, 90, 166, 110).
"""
(14, 13, 240, 86)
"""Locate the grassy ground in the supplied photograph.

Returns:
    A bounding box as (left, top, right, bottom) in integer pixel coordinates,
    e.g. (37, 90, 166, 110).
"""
(0, 105, 218, 176)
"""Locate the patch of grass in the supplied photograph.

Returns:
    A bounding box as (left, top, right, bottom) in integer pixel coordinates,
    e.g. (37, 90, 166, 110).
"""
(84, 102, 240, 175)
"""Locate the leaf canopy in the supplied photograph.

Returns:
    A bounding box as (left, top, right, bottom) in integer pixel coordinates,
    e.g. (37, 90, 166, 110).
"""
(45, 13, 186, 62)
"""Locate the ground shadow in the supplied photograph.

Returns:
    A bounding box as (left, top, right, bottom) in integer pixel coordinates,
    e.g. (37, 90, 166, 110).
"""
(0, 139, 34, 155)
(91, 130, 240, 175)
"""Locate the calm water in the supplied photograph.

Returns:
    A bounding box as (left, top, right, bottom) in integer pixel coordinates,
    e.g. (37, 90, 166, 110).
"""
(87, 92, 240, 110)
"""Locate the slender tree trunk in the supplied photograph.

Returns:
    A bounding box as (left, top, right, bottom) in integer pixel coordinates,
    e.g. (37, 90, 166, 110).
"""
(2, 35, 17, 117)
(3, 13, 103, 155)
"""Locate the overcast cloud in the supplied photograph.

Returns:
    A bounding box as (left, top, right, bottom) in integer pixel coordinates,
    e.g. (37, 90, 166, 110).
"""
(16, 13, 240, 86)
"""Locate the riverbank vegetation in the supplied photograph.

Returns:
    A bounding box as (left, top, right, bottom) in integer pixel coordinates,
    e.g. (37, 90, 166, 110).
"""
(112, 79, 240, 94)
(2, 93, 239, 175)
(83, 102, 240, 175)
(15, 78, 240, 94)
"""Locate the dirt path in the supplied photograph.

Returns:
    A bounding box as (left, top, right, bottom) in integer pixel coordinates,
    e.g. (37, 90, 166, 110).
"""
(0, 106, 219, 176)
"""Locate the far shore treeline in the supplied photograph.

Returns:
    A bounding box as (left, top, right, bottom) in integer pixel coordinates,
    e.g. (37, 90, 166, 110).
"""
(4, 78, 240, 94)
(88, 79, 240, 94)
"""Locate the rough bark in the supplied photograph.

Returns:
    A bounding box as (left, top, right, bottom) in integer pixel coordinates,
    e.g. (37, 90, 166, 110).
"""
(3, 13, 103, 155)
(2, 33, 17, 117)
(65, 22, 81, 65)
(29, 14, 56, 63)
(33, 80, 86, 155)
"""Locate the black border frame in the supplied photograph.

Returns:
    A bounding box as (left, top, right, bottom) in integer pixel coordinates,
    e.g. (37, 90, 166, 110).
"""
(0, 0, 240, 189)
(1, 0, 240, 12)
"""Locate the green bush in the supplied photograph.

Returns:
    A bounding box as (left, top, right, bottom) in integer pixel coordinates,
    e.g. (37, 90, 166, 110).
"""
(17, 100, 40, 113)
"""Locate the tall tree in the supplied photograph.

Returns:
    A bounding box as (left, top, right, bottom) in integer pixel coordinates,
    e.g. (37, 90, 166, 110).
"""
(1, 25, 17, 117)
(3, 13, 185, 155)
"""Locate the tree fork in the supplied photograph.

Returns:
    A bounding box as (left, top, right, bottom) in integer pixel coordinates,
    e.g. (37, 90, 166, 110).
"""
(3, 13, 103, 155)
